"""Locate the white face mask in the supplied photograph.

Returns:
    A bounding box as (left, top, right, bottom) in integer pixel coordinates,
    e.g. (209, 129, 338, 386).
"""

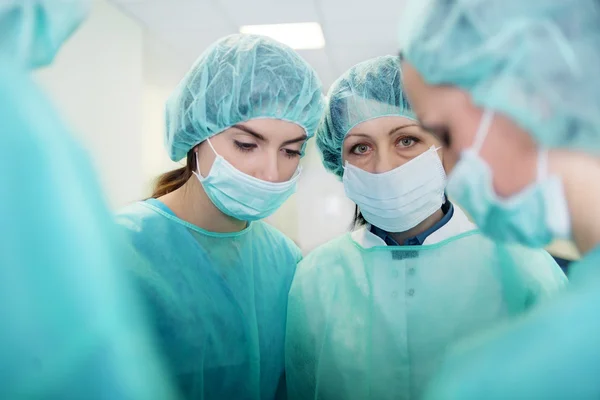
(194, 138, 302, 221)
(343, 146, 447, 232)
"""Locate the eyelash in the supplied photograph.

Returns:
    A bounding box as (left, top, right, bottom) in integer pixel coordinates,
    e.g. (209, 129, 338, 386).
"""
(396, 135, 421, 147)
(283, 149, 302, 159)
(350, 143, 371, 155)
(234, 140, 257, 153)
(234, 140, 301, 159)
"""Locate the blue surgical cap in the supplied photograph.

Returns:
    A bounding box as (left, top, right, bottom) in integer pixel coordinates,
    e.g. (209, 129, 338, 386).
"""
(316, 55, 415, 178)
(0, 0, 90, 69)
(165, 34, 325, 162)
(401, 0, 600, 153)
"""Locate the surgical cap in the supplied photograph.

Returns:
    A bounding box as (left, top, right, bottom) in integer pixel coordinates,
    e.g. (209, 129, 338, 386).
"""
(401, 0, 600, 153)
(317, 56, 415, 178)
(0, 0, 90, 69)
(165, 34, 325, 162)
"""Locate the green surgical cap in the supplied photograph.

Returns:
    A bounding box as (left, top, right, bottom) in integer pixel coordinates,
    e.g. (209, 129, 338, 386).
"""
(165, 34, 325, 162)
(401, 0, 600, 153)
(317, 55, 415, 178)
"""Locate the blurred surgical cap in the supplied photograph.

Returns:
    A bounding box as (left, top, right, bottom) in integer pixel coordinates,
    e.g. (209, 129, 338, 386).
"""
(0, 0, 91, 69)
(317, 55, 415, 178)
(400, 0, 600, 153)
(165, 34, 325, 162)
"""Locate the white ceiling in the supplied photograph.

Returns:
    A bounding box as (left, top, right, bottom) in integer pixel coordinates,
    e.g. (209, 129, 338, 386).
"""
(111, 0, 408, 90)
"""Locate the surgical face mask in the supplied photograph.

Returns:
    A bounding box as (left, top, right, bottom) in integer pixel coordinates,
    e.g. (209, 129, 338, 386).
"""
(343, 146, 447, 232)
(446, 110, 571, 247)
(193, 138, 301, 222)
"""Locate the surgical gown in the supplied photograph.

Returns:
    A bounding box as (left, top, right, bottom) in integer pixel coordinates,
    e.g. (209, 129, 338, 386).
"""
(0, 66, 176, 398)
(116, 199, 302, 400)
(285, 229, 567, 400)
(423, 245, 600, 400)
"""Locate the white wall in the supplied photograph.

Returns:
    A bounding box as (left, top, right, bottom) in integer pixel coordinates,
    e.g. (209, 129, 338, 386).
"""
(36, 0, 145, 208)
(141, 30, 191, 195)
(295, 141, 355, 253)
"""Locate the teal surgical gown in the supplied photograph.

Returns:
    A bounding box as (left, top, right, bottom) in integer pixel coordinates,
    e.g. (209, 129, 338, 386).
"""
(285, 228, 567, 400)
(423, 245, 600, 400)
(116, 199, 302, 400)
(0, 65, 176, 398)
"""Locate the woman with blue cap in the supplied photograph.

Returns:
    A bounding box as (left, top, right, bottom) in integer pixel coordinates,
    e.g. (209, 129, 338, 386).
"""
(284, 55, 566, 400)
(400, 0, 600, 398)
(116, 34, 324, 399)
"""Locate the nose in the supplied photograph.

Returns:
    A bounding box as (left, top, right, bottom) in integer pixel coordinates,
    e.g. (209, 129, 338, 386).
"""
(373, 150, 400, 174)
(255, 152, 280, 182)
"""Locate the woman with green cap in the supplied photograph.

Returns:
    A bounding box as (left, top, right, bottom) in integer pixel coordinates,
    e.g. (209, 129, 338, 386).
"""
(400, 0, 600, 398)
(284, 55, 566, 400)
(116, 34, 325, 399)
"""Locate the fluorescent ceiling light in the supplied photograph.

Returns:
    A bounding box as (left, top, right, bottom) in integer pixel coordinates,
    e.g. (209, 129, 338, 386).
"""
(240, 22, 325, 50)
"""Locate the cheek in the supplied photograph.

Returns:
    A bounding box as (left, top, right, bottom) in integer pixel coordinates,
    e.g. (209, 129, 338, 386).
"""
(478, 116, 539, 197)
(280, 156, 301, 180)
(197, 145, 216, 176)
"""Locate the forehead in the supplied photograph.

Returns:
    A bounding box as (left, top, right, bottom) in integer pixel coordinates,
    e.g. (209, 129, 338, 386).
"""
(239, 118, 306, 136)
(347, 116, 418, 136)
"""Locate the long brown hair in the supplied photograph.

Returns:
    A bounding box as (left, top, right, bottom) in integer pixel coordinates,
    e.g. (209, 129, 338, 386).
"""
(151, 150, 196, 198)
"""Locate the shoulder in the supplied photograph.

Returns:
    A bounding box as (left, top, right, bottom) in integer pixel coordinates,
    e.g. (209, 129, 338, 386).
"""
(114, 201, 187, 264)
(115, 201, 183, 243)
(252, 221, 303, 262)
(295, 234, 356, 279)
(116, 201, 161, 231)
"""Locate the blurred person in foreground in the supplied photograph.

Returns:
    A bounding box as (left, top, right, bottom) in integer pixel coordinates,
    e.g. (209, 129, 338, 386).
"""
(399, 0, 600, 398)
(0, 1, 176, 398)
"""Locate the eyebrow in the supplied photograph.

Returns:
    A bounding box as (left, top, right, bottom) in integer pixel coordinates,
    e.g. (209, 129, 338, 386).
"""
(388, 123, 418, 135)
(282, 135, 307, 146)
(232, 124, 266, 141)
(232, 124, 306, 146)
(345, 123, 418, 140)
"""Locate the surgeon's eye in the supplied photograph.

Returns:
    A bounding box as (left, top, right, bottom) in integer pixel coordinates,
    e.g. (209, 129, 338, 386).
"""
(351, 143, 372, 155)
(234, 140, 258, 153)
(396, 135, 420, 148)
(282, 148, 302, 159)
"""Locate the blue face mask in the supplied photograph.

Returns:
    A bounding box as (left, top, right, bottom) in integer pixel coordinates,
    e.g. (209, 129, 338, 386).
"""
(194, 138, 301, 222)
(446, 110, 571, 247)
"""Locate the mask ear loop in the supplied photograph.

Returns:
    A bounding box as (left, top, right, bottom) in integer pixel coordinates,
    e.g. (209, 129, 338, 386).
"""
(194, 138, 219, 179)
(472, 109, 495, 153)
(206, 137, 218, 155)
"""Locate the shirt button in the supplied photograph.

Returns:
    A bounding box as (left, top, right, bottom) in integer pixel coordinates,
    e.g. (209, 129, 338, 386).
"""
(407, 289, 415, 296)
(392, 269, 399, 278)
(408, 268, 416, 275)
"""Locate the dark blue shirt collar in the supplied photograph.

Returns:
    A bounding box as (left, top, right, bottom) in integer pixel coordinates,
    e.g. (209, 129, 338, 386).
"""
(370, 201, 454, 246)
